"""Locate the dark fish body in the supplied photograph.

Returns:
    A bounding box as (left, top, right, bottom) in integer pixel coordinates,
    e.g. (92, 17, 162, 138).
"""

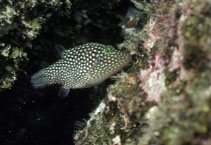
(31, 43, 131, 96)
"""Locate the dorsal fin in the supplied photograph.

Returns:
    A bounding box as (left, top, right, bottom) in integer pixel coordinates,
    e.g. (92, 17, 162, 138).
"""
(55, 44, 66, 58)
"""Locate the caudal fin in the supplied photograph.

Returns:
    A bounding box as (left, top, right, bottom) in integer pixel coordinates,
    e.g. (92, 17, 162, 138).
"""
(31, 69, 48, 88)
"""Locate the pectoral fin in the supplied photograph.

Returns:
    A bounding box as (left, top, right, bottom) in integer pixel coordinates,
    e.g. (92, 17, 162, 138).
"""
(58, 86, 70, 97)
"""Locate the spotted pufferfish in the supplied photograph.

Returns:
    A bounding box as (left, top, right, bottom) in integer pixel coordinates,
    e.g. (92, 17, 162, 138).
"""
(31, 42, 131, 97)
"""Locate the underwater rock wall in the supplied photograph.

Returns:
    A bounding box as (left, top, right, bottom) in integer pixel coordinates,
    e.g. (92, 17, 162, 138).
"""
(74, 0, 211, 144)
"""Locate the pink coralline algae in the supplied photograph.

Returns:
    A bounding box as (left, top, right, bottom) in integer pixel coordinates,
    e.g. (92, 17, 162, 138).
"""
(139, 53, 166, 102)
(143, 20, 157, 50)
(169, 47, 184, 72)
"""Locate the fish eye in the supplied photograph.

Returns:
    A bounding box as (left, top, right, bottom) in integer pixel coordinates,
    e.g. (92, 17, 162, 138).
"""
(103, 47, 115, 55)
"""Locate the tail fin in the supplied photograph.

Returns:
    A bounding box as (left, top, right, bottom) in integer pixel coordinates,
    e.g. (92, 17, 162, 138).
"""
(31, 69, 48, 88)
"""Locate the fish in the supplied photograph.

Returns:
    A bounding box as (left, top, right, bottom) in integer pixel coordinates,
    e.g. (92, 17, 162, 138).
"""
(31, 42, 131, 97)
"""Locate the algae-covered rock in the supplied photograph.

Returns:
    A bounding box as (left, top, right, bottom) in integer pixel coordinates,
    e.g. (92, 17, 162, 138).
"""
(74, 0, 211, 144)
(0, 0, 71, 90)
